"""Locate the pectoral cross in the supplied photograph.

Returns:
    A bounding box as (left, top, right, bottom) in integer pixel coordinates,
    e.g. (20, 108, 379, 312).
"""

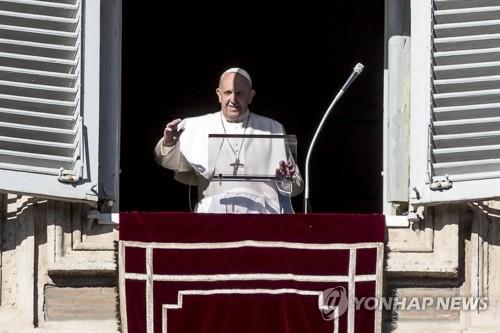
(230, 158, 244, 176)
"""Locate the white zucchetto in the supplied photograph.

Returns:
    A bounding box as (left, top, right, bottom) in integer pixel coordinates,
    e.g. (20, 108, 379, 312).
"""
(221, 68, 252, 87)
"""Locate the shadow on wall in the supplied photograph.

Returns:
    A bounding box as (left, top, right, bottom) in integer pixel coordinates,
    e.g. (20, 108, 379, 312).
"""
(0, 195, 117, 254)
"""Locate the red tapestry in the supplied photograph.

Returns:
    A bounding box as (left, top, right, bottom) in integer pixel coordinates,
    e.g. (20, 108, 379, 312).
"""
(119, 213, 385, 333)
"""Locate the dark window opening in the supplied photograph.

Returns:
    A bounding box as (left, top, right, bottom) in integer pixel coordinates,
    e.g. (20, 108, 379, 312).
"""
(121, 3, 384, 213)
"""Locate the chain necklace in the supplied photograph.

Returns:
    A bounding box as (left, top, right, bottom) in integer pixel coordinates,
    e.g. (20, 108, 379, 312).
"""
(220, 112, 251, 175)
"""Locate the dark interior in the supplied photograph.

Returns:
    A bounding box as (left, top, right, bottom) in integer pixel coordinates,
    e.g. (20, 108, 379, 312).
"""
(120, 3, 384, 213)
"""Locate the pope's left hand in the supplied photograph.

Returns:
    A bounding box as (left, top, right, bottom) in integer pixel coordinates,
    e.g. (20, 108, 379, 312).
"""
(276, 160, 295, 178)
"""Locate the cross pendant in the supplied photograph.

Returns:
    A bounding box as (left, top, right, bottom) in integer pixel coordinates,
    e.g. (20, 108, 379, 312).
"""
(230, 158, 244, 176)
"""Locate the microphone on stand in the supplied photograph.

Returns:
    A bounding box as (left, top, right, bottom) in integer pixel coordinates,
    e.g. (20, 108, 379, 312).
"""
(304, 63, 365, 214)
(341, 63, 365, 92)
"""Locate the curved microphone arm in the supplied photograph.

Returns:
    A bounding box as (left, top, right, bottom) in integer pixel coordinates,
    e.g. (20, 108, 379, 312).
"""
(304, 63, 364, 213)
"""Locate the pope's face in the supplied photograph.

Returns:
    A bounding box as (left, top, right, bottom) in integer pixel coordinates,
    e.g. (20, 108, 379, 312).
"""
(216, 73, 255, 121)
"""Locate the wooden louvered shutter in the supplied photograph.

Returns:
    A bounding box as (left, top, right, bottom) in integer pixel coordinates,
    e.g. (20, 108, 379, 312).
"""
(0, 0, 105, 202)
(410, 0, 500, 204)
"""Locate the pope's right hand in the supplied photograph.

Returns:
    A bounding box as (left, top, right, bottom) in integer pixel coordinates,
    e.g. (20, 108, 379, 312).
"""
(163, 118, 184, 147)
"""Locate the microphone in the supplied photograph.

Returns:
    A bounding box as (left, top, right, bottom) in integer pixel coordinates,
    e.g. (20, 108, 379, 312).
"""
(341, 63, 365, 92)
(304, 63, 365, 213)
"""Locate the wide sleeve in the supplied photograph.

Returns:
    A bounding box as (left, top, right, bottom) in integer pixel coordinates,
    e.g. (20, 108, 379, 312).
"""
(154, 138, 197, 185)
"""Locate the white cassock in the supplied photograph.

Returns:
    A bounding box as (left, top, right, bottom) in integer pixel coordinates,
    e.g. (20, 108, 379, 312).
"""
(154, 111, 303, 213)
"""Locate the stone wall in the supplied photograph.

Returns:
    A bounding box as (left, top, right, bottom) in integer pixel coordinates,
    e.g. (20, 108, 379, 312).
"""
(3, 192, 500, 332)
(385, 202, 500, 332)
(0, 194, 118, 332)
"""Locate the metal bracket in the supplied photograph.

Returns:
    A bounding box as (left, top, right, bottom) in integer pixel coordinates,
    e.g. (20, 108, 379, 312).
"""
(407, 205, 424, 222)
(411, 187, 421, 200)
(57, 168, 80, 183)
(87, 209, 119, 225)
(430, 174, 452, 191)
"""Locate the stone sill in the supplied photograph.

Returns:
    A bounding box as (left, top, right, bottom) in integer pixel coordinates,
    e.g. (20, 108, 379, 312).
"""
(47, 255, 116, 276)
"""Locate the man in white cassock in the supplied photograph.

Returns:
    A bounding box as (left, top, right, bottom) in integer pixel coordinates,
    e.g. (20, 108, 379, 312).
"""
(154, 68, 303, 213)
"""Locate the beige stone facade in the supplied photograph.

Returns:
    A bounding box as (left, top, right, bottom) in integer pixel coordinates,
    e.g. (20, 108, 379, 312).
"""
(0, 193, 118, 332)
(2, 193, 500, 332)
(385, 203, 500, 332)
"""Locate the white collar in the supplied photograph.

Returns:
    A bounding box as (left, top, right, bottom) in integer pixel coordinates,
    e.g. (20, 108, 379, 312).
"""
(220, 110, 250, 125)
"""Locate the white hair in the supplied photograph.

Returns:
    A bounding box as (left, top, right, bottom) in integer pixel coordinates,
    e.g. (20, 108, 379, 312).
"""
(221, 67, 252, 87)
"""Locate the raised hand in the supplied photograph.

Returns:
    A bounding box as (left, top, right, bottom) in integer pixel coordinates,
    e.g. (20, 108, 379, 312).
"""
(163, 118, 184, 147)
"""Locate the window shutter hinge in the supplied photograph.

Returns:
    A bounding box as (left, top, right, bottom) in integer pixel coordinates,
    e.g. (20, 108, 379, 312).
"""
(430, 175, 452, 191)
(411, 187, 421, 200)
(58, 168, 80, 183)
